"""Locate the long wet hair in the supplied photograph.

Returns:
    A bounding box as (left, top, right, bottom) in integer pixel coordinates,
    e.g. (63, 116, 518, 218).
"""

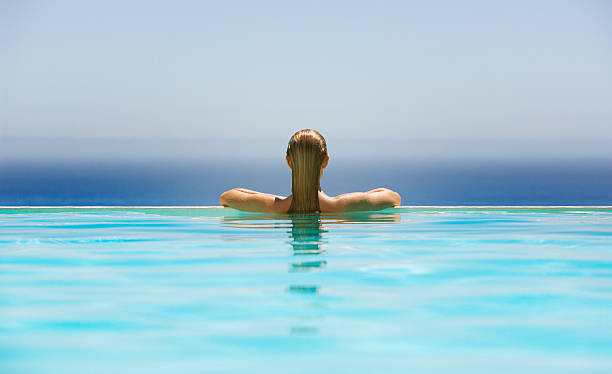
(286, 129, 328, 214)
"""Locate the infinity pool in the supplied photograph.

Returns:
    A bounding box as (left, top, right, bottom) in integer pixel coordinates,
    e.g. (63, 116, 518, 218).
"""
(1, 207, 612, 373)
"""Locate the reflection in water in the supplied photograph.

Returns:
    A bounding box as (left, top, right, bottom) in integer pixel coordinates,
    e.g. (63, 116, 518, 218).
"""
(285, 212, 401, 335)
(286, 215, 325, 335)
(220, 210, 401, 335)
(220, 210, 401, 228)
(287, 285, 319, 294)
(286, 215, 326, 294)
(288, 214, 326, 259)
(290, 261, 326, 273)
(283, 211, 401, 271)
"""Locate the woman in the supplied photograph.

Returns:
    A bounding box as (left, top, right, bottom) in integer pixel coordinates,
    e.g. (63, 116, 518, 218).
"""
(219, 129, 401, 213)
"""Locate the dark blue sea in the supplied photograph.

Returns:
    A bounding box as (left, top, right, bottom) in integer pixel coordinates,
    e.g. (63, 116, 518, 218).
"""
(1, 158, 611, 205)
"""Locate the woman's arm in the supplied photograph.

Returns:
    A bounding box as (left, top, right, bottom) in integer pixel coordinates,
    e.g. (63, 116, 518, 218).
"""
(219, 188, 290, 213)
(331, 188, 401, 212)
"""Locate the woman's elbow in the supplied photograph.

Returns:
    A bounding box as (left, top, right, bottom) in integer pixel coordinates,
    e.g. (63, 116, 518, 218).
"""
(219, 189, 236, 206)
(376, 188, 401, 207)
(390, 189, 401, 206)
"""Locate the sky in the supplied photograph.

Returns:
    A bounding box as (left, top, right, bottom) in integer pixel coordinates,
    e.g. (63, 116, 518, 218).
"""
(1, 0, 611, 160)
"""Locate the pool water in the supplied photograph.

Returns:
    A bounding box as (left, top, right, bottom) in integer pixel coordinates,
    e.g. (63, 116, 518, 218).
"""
(1, 207, 612, 373)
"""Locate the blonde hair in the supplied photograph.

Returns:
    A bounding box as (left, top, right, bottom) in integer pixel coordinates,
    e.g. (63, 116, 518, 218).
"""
(286, 129, 328, 214)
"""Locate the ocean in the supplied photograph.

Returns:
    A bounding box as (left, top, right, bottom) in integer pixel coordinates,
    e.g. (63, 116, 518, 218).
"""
(1, 158, 611, 206)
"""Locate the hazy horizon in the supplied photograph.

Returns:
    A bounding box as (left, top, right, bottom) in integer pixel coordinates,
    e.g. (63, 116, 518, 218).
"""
(2, 0, 611, 161)
(2, 136, 612, 162)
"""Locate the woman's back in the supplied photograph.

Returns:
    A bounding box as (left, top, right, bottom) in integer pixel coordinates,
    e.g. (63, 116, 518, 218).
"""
(219, 188, 401, 213)
(219, 130, 401, 213)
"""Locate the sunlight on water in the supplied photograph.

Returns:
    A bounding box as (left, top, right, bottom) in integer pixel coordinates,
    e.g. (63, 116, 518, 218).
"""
(1, 207, 612, 373)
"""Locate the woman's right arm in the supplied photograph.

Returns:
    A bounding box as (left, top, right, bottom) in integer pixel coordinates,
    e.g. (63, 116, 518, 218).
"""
(332, 188, 401, 212)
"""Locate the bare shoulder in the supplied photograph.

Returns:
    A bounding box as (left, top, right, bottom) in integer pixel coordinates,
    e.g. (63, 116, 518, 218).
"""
(274, 194, 292, 213)
(320, 188, 401, 213)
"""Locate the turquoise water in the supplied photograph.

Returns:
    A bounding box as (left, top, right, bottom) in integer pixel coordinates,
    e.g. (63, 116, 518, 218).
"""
(1, 207, 612, 374)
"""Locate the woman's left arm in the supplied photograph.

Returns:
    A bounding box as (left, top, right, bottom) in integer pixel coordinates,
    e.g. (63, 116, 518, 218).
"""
(219, 188, 288, 213)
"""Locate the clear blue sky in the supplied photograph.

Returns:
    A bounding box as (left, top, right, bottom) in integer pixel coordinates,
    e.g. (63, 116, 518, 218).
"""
(1, 0, 611, 160)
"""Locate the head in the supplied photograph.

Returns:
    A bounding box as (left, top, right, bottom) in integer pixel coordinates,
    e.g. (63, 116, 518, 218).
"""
(286, 129, 329, 213)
